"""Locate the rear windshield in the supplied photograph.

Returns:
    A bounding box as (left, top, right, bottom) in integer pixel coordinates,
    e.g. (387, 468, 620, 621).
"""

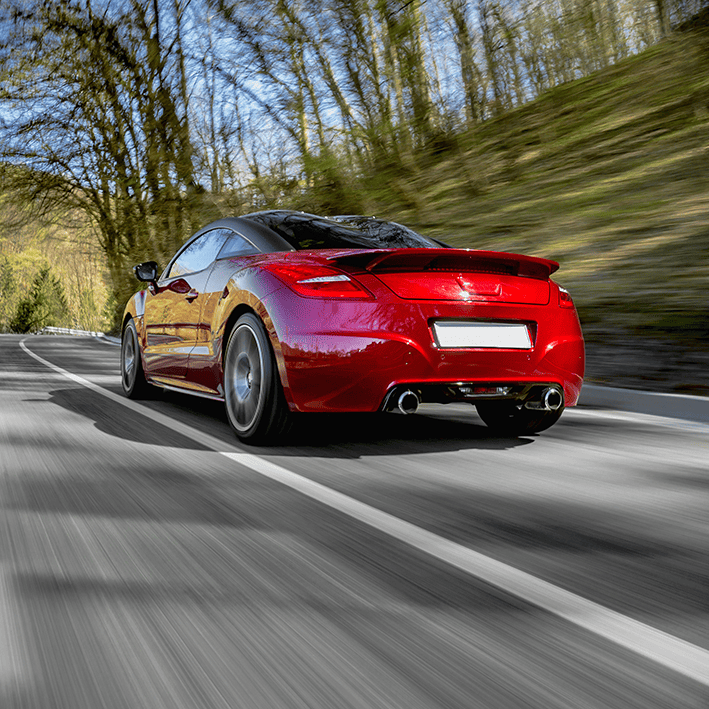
(243, 211, 444, 250)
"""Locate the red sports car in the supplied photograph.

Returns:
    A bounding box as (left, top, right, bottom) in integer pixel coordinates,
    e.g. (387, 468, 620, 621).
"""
(121, 211, 584, 443)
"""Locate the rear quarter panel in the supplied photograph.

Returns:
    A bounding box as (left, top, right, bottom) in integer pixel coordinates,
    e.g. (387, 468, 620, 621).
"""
(187, 259, 288, 395)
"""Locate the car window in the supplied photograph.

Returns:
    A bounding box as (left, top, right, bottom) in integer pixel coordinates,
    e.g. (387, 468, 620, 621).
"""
(167, 229, 229, 278)
(244, 212, 441, 250)
(217, 231, 259, 259)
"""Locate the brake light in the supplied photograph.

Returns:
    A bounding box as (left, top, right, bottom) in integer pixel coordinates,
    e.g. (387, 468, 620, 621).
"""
(263, 263, 373, 299)
(558, 286, 574, 308)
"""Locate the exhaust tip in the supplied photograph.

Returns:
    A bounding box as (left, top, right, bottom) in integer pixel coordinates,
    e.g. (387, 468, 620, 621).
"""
(523, 387, 564, 412)
(542, 387, 563, 411)
(397, 390, 419, 415)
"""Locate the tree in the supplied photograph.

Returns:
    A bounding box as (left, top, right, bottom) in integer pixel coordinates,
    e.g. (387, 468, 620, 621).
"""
(0, 254, 17, 330)
(655, 0, 671, 35)
(9, 265, 69, 333)
(445, 0, 482, 125)
(0, 0, 202, 327)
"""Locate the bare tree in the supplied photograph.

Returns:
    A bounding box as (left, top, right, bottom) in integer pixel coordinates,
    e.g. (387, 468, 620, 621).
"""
(0, 0, 201, 322)
(445, 0, 482, 125)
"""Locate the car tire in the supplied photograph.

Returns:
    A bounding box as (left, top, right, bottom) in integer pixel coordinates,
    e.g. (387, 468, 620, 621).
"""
(475, 401, 563, 435)
(223, 313, 291, 444)
(121, 318, 153, 399)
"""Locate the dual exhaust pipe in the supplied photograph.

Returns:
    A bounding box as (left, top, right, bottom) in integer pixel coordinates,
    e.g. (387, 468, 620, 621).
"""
(391, 385, 562, 415)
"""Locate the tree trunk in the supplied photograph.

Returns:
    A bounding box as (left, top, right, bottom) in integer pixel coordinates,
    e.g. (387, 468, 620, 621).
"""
(655, 0, 671, 36)
(446, 0, 481, 125)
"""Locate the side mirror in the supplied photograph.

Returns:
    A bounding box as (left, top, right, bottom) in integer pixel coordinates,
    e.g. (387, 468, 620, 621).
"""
(133, 261, 159, 282)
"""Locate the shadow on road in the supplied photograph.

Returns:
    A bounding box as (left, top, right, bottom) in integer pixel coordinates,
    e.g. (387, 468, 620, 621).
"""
(30, 386, 536, 457)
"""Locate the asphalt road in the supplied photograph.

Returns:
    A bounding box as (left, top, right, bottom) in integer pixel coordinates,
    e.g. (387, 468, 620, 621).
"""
(1, 334, 708, 709)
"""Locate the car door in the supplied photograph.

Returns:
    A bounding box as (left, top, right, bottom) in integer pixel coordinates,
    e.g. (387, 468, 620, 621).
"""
(187, 229, 261, 393)
(143, 229, 229, 382)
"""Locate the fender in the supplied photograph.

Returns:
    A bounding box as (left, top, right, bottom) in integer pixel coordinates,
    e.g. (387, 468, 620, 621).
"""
(122, 289, 149, 346)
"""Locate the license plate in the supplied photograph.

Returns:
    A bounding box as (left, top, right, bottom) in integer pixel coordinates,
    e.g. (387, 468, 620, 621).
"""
(432, 321, 532, 349)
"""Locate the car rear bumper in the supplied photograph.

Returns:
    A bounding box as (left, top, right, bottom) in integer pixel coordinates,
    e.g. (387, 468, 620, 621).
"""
(265, 291, 585, 413)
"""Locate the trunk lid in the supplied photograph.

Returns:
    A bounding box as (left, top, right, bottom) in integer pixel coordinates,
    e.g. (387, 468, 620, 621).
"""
(327, 248, 556, 304)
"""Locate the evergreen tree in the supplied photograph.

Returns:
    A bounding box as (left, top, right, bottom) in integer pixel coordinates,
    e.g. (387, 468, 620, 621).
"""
(9, 266, 69, 333)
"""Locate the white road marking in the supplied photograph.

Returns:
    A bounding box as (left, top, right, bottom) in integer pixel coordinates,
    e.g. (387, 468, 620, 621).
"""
(19, 338, 709, 687)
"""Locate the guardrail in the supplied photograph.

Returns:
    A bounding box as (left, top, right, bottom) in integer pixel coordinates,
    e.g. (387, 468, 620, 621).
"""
(40, 326, 121, 345)
(41, 326, 107, 337)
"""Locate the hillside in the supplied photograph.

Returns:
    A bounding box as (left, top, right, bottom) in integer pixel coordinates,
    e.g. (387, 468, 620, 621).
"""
(369, 24, 709, 395)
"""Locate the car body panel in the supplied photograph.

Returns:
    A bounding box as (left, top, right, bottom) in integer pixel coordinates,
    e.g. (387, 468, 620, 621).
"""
(142, 267, 215, 380)
(184, 258, 287, 395)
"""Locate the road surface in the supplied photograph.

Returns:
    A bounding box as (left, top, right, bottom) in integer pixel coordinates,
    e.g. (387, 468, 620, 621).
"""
(1, 334, 708, 708)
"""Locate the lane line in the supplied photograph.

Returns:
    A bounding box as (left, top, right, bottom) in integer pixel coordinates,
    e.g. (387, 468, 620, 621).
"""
(19, 338, 709, 687)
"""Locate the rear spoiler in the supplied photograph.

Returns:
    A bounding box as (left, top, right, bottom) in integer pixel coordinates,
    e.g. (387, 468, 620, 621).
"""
(327, 248, 559, 280)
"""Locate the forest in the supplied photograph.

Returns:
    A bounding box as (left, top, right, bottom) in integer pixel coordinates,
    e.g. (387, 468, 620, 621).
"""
(1, 0, 708, 389)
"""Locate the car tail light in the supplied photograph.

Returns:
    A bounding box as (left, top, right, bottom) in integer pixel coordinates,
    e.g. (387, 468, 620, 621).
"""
(558, 286, 575, 308)
(263, 263, 373, 299)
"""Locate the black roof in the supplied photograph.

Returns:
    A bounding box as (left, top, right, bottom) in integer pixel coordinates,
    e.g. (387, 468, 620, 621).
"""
(242, 210, 445, 251)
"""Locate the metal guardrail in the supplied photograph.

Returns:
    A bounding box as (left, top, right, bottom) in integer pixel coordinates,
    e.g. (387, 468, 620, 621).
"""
(40, 326, 121, 345)
(41, 326, 106, 337)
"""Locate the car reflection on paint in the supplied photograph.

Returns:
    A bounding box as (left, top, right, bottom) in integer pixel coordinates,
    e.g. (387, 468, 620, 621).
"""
(121, 211, 584, 443)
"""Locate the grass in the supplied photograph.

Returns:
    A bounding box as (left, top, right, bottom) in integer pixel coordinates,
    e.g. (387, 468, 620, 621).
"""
(360, 27, 709, 392)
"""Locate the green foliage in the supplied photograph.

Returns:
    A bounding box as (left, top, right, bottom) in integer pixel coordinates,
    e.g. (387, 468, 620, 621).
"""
(101, 291, 122, 336)
(0, 1, 201, 330)
(9, 265, 70, 333)
(353, 27, 709, 352)
(0, 249, 45, 331)
(0, 255, 16, 319)
(0, 203, 111, 333)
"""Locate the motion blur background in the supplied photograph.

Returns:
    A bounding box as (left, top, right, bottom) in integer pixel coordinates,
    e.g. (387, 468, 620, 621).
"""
(1, 0, 708, 393)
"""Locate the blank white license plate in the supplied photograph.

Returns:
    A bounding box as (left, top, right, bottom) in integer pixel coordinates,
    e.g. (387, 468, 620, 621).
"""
(433, 321, 532, 349)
